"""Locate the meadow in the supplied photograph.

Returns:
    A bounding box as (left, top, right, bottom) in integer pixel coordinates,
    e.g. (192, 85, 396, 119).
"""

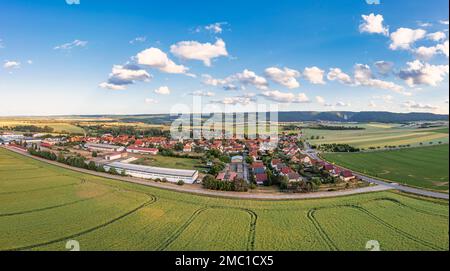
(0, 148, 448, 251)
(323, 145, 449, 192)
(0, 119, 85, 135)
(302, 123, 449, 149)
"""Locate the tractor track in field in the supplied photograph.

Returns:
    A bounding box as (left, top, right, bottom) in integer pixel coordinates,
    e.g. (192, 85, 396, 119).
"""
(307, 209, 339, 251)
(157, 206, 258, 251)
(370, 197, 449, 219)
(2, 194, 158, 251)
(348, 205, 445, 251)
(0, 191, 114, 217)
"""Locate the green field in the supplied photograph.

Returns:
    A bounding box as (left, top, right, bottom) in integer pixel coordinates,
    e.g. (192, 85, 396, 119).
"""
(0, 119, 85, 134)
(132, 155, 205, 171)
(0, 148, 448, 251)
(302, 124, 449, 149)
(323, 145, 449, 192)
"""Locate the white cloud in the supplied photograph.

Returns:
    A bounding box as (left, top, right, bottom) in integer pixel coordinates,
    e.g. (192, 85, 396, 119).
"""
(136, 47, 189, 74)
(373, 94, 394, 103)
(414, 39, 449, 60)
(303, 67, 325, 84)
(3, 60, 21, 69)
(205, 22, 228, 34)
(99, 64, 151, 90)
(374, 61, 394, 75)
(190, 90, 215, 97)
(327, 68, 353, 84)
(145, 98, 159, 104)
(398, 60, 449, 87)
(368, 101, 377, 107)
(130, 36, 147, 44)
(389, 28, 426, 50)
(154, 86, 171, 95)
(232, 69, 269, 90)
(170, 39, 228, 66)
(402, 100, 439, 110)
(427, 32, 446, 41)
(260, 90, 310, 103)
(437, 40, 449, 57)
(335, 101, 351, 107)
(440, 20, 449, 25)
(211, 94, 256, 106)
(54, 39, 88, 50)
(264, 67, 301, 89)
(99, 82, 126, 91)
(359, 13, 389, 36)
(315, 96, 325, 104)
(354, 64, 406, 94)
(418, 22, 432, 28)
(27, 60, 33, 65)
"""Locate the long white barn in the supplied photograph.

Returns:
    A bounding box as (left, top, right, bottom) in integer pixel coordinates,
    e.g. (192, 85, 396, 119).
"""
(104, 162, 199, 184)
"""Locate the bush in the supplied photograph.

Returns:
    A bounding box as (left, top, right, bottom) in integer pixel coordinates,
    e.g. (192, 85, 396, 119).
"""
(177, 180, 185, 186)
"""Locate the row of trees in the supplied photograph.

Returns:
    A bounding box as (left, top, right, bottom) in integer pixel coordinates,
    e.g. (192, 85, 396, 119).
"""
(202, 175, 249, 192)
(317, 144, 360, 152)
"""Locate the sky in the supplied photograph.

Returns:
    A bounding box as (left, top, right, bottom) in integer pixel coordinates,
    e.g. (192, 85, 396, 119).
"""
(0, 0, 449, 116)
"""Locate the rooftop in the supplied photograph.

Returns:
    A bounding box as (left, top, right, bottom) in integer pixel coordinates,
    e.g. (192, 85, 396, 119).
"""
(107, 162, 198, 178)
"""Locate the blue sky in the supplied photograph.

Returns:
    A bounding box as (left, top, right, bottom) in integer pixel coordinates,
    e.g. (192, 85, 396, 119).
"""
(0, 0, 448, 115)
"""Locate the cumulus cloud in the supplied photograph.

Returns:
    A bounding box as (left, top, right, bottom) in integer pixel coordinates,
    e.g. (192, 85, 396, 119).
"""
(145, 98, 158, 104)
(136, 47, 189, 74)
(3, 60, 20, 70)
(260, 90, 310, 103)
(99, 64, 151, 90)
(440, 20, 449, 25)
(129, 36, 147, 44)
(190, 90, 215, 97)
(327, 68, 353, 84)
(427, 32, 446, 42)
(54, 39, 88, 51)
(204, 22, 228, 34)
(374, 61, 394, 76)
(303, 67, 325, 84)
(389, 28, 426, 50)
(315, 96, 326, 104)
(211, 94, 256, 106)
(354, 64, 406, 94)
(170, 39, 228, 66)
(359, 13, 389, 36)
(402, 100, 439, 110)
(414, 39, 449, 60)
(264, 67, 301, 89)
(232, 69, 269, 90)
(398, 60, 449, 87)
(154, 86, 171, 95)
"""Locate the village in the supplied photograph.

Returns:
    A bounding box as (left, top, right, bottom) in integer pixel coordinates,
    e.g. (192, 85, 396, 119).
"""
(0, 129, 363, 194)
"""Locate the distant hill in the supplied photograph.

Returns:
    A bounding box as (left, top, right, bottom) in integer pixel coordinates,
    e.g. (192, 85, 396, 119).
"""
(275, 111, 449, 123)
(109, 111, 449, 124)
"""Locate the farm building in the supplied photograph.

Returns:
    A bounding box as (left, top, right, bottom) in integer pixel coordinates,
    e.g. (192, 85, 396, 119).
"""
(85, 143, 125, 152)
(104, 162, 199, 184)
(104, 152, 127, 161)
(126, 146, 159, 155)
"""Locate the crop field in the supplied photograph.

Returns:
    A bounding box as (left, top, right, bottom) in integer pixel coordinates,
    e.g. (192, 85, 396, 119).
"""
(323, 145, 449, 192)
(0, 148, 448, 251)
(132, 155, 205, 171)
(0, 119, 85, 134)
(302, 124, 449, 149)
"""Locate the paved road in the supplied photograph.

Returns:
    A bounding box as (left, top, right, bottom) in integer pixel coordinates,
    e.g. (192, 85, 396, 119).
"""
(304, 147, 449, 200)
(2, 146, 393, 200)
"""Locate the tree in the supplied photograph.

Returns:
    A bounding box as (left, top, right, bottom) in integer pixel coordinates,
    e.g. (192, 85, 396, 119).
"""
(245, 156, 253, 164)
(87, 161, 97, 171)
(92, 151, 98, 157)
(177, 180, 185, 186)
(108, 167, 119, 175)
